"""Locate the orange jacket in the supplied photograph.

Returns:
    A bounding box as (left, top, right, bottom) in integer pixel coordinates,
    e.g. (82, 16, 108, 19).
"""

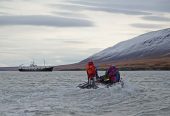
(86, 62, 96, 79)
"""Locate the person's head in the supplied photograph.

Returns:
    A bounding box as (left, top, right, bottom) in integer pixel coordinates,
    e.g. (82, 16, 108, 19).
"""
(108, 65, 116, 72)
(88, 58, 94, 64)
(112, 65, 116, 68)
(88, 61, 94, 65)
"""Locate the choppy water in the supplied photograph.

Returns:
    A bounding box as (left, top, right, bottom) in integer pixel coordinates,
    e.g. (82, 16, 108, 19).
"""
(0, 71, 170, 116)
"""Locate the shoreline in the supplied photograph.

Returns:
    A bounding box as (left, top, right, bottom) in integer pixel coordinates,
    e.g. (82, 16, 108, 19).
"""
(0, 67, 170, 71)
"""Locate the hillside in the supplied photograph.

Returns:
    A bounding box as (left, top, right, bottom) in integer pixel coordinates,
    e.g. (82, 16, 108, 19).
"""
(81, 28, 170, 63)
(54, 28, 170, 70)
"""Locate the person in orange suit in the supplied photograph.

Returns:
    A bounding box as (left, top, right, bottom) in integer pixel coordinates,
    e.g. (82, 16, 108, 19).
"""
(86, 61, 96, 86)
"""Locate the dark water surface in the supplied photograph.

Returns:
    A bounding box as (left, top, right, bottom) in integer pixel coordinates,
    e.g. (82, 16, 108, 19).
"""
(0, 71, 170, 116)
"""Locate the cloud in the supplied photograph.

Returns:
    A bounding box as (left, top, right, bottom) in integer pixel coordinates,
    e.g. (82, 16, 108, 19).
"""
(69, 1, 152, 15)
(142, 16, 170, 22)
(0, 15, 93, 27)
(50, 4, 84, 12)
(63, 40, 87, 44)
(0, 0, 13, 1)
(0, 12, 8, 15)
(50, 3, 152, 16)
(67, 0, 170, 13)
(131, 23, 163, 29)
(0, 51, 18, 55)
(90, 7, 152, 15)
(52, 11, 87, 18)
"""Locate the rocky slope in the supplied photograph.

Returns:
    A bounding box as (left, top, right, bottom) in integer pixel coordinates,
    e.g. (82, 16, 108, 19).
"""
(54, 28, 170, 70)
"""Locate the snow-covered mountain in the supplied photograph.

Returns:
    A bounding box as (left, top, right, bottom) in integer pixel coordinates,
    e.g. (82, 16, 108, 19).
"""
(81, 28, 170, 64)
(53, 28, 170, 70)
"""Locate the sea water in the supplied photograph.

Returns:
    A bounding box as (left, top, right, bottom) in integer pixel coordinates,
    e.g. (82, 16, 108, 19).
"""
(0, 71, 170, 116)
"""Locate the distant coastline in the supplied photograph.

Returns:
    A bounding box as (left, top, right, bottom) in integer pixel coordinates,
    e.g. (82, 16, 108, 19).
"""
(0, 67, 18, 71)
(1, 65, 170, 71)
(1, 57, 170, 71)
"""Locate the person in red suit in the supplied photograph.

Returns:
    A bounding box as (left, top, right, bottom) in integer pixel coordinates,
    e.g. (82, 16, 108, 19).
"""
(86, 61, 96, 86)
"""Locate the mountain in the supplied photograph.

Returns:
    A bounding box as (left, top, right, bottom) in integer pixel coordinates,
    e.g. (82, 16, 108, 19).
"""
(1, 28, 170, 71)
(54, 28, 170, 70)
(81, 28, 170, 63)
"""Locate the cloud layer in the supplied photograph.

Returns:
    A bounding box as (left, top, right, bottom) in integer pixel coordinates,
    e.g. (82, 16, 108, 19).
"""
(142, 16, 170, 22)
(131, 23, 163, 29)
(0, 15, 93, 27)
(67, 0, 170, 13)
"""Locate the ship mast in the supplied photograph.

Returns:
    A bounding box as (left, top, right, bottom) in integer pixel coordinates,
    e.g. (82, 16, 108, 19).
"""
(44, 59, 45, 66)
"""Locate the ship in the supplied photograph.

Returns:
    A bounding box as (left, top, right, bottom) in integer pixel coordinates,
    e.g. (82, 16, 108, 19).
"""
(18, 60, 54, 72)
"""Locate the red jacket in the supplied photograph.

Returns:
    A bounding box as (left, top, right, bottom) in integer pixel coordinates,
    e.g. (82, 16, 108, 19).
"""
(86, 62, 96, 79)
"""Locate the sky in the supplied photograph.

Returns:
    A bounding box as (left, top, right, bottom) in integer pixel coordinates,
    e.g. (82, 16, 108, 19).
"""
(0, 0, 170, 67)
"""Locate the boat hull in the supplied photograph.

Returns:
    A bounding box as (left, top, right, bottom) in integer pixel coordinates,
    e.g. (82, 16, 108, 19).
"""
(18, 67, 53, 72)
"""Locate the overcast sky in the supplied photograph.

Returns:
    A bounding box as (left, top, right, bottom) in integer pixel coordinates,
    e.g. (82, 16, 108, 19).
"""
(0, 0, 170, 66)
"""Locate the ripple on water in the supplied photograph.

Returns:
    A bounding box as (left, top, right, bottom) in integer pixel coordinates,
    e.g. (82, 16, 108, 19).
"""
(0, 71, 170, 116)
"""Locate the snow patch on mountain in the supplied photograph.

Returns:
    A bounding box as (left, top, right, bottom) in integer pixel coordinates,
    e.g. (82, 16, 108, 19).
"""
(83, 28, 170, 62)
